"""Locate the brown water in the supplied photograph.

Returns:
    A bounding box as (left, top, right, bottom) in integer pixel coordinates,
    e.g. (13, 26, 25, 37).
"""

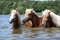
(0, 15, 60, 40)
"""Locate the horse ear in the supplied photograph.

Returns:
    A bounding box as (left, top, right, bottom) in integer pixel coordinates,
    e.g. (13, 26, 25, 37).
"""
(48, 12, 50, 15)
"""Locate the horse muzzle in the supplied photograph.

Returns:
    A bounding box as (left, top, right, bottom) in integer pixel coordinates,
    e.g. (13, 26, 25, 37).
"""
(8, 19, 14, 24)
(8, 20, 12, 24)
(22, 18, 30, 24)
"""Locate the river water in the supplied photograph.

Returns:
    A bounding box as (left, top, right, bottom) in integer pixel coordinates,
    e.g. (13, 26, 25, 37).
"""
(0, 15, 60, 40)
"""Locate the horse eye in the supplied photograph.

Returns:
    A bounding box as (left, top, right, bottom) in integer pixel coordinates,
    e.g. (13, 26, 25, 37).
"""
(47, 17, 48, 18)
(28, 14, 30, 15)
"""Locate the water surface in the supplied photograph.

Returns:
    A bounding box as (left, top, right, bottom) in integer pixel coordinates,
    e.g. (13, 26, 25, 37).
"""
(0, 15, 60, 40)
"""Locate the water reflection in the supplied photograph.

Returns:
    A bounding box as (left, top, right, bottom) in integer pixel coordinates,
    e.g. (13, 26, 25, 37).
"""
(12, 28, 22, 34)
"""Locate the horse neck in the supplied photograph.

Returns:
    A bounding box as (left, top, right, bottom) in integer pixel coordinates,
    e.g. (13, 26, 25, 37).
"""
(31, 13, 39, 21)
(33, 13, 39, 19)
(12, 14, 22, 29)
(47, 14, 56, 27)
(31, 13, 39, 27)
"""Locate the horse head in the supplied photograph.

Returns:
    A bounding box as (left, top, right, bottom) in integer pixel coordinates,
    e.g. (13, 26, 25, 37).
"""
(22, 9, 37, 23)
(42, 9, 56, 28)
(22, 9, 33, 27)
(22, 9, 42, 27)
(42, 9, 51, 26)
(9, 10, 18, 23)
(9, 9, 22, 29)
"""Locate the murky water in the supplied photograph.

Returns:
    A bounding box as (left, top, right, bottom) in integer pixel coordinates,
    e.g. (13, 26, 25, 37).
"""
(0, 15, 60, 40)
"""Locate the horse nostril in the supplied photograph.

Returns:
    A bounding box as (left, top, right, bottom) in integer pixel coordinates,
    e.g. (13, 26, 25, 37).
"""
(22, 20, 26, 23)
(8, 19, 14, 24)
(10, 22, 12, 24)
(8, 21, 12, 24)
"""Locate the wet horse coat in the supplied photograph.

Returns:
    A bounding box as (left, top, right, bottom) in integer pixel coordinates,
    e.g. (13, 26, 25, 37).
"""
(23, 9, 32, 27)
(11, 14, 21, 29)
(45, 12, 56, 28)
(22, 9, 42, 27)
(42, 9, 60, 28)
(9, 10, 22, 29)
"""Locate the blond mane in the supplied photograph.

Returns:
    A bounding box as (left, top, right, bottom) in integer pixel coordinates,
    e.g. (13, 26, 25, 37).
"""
(42, 9, 60, 27)
(9, 9, 23, 29)
(24, 9, 39, 18)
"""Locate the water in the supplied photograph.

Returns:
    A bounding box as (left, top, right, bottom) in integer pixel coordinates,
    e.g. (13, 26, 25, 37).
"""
(0, 15, 60, 40)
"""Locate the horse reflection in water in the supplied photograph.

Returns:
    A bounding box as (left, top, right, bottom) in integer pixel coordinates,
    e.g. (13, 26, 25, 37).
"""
(9, 9, 23, 34)
(22, 9, 42, 28)
(42, 9, 60, 28)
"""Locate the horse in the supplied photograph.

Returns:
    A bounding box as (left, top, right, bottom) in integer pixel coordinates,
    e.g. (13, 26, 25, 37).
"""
(9, 9, 22, 29)
(22, 9, 42, 28)
(23, 9, 32, 27)
(42, 9, 60, 28)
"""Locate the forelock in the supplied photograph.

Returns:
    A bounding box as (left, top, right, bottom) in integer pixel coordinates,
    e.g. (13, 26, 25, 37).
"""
(10, 10, 19, 16)
(26, 9, 33, 12)
(25, 9, 33, 14)
(11, 10, 17, 13)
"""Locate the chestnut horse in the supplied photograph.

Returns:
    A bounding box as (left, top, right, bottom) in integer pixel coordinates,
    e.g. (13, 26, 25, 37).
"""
(23, 9, 32, 27)
(22, 9, 42, 28)
(44, 12, 56, 28)
(42, 9, 60, 28)
(9, 9, 22, 29)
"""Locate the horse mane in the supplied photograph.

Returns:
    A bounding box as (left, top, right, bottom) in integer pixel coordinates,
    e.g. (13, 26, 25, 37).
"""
(49, 11, 60, 27)
(45, 12, 56, 28)
(42, 9, 57, 28)
(16, 12, 22, 25)
(42, 9, 60, 27)
(13, 10, 22, 25)
(22, 9, 42, 27)
(31, 9, 40, 17)
(50, 12, 60, 19)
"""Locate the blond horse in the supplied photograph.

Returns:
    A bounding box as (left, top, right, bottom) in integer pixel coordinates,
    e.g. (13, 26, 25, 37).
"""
(9, 9, 22, 29)
(22, 9, 42, 27)
(42, 9, 60, 27)
(23, 9, 32, 27)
